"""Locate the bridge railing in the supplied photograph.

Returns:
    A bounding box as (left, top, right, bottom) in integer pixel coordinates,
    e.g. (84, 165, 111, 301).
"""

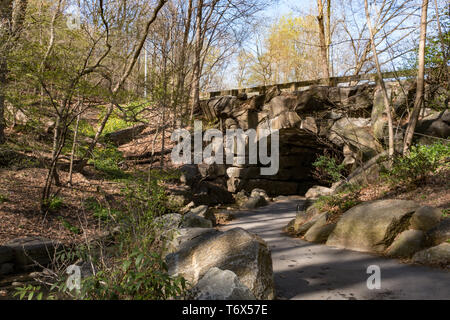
(201, 69, 418, 99)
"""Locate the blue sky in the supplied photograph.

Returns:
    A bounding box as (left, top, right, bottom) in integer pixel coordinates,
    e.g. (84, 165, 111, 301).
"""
(263, 0, 316, 20)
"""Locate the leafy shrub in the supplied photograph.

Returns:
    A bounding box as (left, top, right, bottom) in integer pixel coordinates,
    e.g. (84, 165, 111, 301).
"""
(77, 247, 186, 300)
(43, 196, 64, 213)
(313, 155, 346, 183)
(380, 141, 450, 186)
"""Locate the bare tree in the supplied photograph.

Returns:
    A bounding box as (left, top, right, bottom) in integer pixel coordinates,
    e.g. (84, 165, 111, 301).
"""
(403, 0, 429, 154)
(76, 0, 167, 172)
(317, 0, 331, 83)
(364, 0, 394, 158)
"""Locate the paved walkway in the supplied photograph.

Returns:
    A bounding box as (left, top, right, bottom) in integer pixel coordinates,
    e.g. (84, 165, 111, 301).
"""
(221, 197, 450, 300)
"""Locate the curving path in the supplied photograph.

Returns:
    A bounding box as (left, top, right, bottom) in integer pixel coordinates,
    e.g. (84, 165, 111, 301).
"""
(220, 197, 450, 300)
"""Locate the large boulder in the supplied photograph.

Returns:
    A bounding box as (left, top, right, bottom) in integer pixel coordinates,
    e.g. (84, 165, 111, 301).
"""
(166, 227, 275, 300)
(412, 243, 450, 268)
(190, 205, 216, 225)
(426, 218, 450, 246)
(0, 246, 13, 264)
(189, 267, 256, 300)
(305, 185, 334, 199)
(409, 206, 442, 232)
(4, 237, 62, 270)
(168, 228, 220, 256)
(326, 200, 420, 253)
(192, 181, 234, 206)
(197, 163, 226, 180)
(242, 195, 267, 209)
(250, 188, 270, 202)
(294, 205, 323, 226)
(386, 230, 425, 258)
(179, 164, 200, 186)
(304, 214, 336, 243)
(181, 213, 213, 228)
(104, 125, 146, 146)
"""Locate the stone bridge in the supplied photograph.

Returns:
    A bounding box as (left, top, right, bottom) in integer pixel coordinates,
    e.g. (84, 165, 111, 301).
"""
(195, 74, 448, 196)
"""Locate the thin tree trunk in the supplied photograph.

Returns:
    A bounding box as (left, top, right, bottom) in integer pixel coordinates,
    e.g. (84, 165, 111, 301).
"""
(364, 0, 395, 158)
(403, 0, 429, 154)
(68, 106, 81, 186)
(190, 0, 203, 122)
(433, 0, 448, 85)
(0, 58, 6, 144)
(326, 0, 332, 76)
(176, 0, 193, 126)
(317, 0, 330, 84)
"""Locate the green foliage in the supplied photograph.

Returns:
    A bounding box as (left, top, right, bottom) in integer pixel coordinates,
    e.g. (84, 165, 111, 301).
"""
(58, 217, 81, 235)
(313, 155, 346, 183)
(99, 101, 147, 136)
(15, 171, 185, 300)
(381, 142, 450, 186)
(78, 247, 186, 300)
(43, 196, 64, 213)
(77, 119, 96, 138)
(442, 209, 449, 218)
(14, 285, 50, 301)
(315, 184, 362, 217)
(84, 197, 120, 221)
(90, 144, 130, 180)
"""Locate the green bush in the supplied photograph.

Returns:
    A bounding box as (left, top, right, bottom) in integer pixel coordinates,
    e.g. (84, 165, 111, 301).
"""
(77, 247, 186, 300)
(381, 141, 450, 186)
(313, 155, 346, 183)
(42, 196, 64, 213)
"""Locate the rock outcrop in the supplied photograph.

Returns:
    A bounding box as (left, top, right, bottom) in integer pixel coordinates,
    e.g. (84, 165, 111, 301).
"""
(188, 267, 256, 300)
(166, 227, 275, 300)
(412, 243, 450, 268)
(326, 200, 419, 253)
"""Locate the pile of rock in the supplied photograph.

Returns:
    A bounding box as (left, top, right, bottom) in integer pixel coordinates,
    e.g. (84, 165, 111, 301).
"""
(286, 199, 449, 268)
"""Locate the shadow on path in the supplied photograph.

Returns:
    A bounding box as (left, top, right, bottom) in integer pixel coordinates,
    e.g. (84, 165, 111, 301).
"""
(221, 198, 450, 300)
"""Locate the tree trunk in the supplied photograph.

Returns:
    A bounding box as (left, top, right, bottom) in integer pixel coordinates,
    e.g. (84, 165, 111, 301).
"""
(0, 58, 6, 144)
(317, 0, 330, 84)
(364, 0, 395, 158)
(68, 108, 81, 186)
(175, 0, 193, 126)
(432, 0, 448, 86)
(190, 0, 203, 122)
(403, 0, 429, 154)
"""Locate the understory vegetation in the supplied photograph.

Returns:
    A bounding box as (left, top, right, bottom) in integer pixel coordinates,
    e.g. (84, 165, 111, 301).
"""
(313, 141, 450, 220)
(14, 171, 187, 300)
